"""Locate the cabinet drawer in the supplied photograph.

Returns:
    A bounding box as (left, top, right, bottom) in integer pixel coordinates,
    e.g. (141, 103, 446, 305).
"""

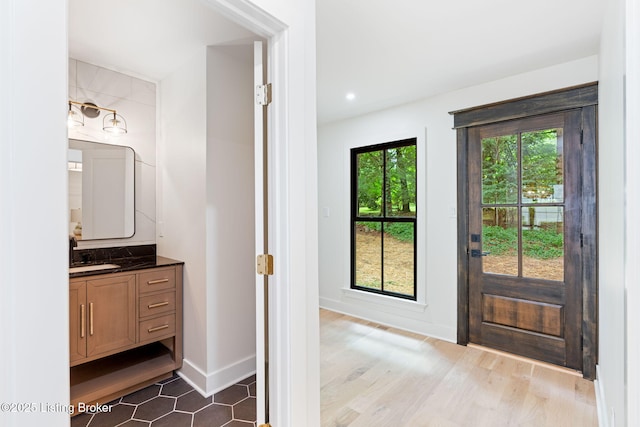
(139, 314, 175, 342)
(139, 292, 176, 318)
(138, 268, 175, 293)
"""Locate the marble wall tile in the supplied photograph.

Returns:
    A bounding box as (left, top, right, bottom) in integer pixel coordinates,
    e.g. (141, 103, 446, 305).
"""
(68, 58, 157, 249)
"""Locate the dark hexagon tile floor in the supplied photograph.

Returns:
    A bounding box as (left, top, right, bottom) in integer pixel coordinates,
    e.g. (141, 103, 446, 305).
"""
(71, 375, 257, 427)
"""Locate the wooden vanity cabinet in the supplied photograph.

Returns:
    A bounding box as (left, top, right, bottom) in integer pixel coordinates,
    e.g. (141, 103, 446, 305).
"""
(69, 263, 183, 414)
(69, 274, 136, 364)
(69, 281, 86, 364)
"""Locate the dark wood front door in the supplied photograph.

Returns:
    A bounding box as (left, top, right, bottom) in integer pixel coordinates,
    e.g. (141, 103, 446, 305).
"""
(467, 111, 585, 369)
(454, 84, 598, 379)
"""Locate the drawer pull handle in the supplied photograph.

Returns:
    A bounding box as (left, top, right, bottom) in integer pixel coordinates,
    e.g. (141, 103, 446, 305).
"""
(148, 324, 170, 333)
(148, 301, 170, 309)
(147, 278, 169, 285)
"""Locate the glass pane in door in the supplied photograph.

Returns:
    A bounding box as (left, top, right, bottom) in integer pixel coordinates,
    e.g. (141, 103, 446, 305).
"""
(521, 129, 564, 203)
(522, 206, 564, 281)
(481, 135, 518, 204)
(354, 222, 382, 290)
(482, 207, 518, 276)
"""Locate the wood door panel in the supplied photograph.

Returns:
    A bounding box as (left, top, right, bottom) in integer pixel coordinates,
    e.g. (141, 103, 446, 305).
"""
(482, 294, 564, 337)
(69, 281, 87, 362)
(86, 275, 136, 357)
(479, 323, 566, 366)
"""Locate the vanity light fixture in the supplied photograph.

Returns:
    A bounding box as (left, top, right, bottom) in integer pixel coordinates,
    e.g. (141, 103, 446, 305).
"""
(67, 102, 84, 128)
(103, 111, 128, 135)
(67, 100, 128, 135)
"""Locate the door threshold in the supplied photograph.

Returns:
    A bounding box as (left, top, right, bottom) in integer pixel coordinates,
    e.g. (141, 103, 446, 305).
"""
(467, 344, 584, 377)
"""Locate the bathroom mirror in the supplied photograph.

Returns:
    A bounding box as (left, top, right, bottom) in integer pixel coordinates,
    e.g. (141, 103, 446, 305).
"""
(68, 139, 135, 240)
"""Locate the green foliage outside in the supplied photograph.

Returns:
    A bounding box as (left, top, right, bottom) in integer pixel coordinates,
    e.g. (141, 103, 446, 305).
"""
(356, 222, 414, 242)
(482, 225, 517, 256)
(523, 228, 564, 259)
(521, 130, 563, 200)
(357, 150, 383, 214)
(481, 129, 564, 260)
(357, 145, 417, 216)
(482, 129, 561, 203)
(482, 135, 517, 204)
(482, 225, 563, 259)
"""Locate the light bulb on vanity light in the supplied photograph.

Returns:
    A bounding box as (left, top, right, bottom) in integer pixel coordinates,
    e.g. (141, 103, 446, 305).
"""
(103, 112, 128, 135)
(67, 103, 84, 128)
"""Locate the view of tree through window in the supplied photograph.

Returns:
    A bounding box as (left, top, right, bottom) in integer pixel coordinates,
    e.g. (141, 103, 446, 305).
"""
(481, 128, 565, 281)
(351, 139, 417, 299)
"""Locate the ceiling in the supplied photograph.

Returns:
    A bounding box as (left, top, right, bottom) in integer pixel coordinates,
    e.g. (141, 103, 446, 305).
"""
(68, 0, 256, 82)
(69, 0, 607, 125)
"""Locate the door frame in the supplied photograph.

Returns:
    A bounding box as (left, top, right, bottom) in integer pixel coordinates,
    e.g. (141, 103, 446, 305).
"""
(203, 1, 322, 425)
(204, 2, 288, 424)
(451, 83, 599, 379)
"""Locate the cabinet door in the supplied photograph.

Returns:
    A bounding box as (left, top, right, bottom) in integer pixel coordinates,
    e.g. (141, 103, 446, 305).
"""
(86, 275, 136, 357)
(69, 281, 87, 363)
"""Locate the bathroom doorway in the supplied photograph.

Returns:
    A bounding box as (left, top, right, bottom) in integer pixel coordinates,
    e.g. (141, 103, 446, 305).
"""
(68, 2, 288, 424)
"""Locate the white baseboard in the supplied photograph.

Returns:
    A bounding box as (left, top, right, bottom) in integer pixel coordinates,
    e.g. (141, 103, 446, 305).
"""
(320, 296, 456, 343)
(177, 360, 208, 396)
(178, 355, 256, 397)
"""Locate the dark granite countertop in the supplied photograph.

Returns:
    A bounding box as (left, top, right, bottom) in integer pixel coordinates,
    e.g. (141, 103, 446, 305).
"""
(69, 256, 183, 279)
(69, 244, 183, 279)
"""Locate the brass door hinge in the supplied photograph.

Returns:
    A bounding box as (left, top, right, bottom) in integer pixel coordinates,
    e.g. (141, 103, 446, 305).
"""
(256, 83, 272, 106)
(257, 254, 274, 275)
(259, 424, 272, 427)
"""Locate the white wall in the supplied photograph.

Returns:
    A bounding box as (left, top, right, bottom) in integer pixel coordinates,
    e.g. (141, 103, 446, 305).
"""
(318, 56, 599, 341)
(0, 1, 70, 426)
(625, 0, 640, 424)
(158, 50, 210, 387)
(597, 0, 627, 425)
(205, 45, 256, 388)
(157, 44, 257, 395)
(68, 59, 156, 248)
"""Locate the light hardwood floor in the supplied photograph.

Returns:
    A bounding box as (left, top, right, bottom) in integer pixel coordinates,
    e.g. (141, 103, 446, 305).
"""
(320, 309, 597, 427)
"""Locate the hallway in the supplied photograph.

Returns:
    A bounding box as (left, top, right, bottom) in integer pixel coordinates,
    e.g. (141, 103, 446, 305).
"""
(320, 309, 597, 426)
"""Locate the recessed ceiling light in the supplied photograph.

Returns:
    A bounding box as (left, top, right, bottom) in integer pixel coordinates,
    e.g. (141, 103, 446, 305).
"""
(346, 92, 356, 101)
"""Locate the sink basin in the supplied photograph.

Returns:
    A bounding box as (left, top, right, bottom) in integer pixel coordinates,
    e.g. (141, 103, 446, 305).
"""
(69, 263, 120, 273)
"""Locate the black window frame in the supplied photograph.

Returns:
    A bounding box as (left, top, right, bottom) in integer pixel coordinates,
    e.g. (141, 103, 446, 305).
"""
(350, 138, 417, 300)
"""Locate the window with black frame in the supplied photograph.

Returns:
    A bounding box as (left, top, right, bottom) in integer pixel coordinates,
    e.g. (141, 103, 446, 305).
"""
(351, 138, 417, 300)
